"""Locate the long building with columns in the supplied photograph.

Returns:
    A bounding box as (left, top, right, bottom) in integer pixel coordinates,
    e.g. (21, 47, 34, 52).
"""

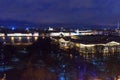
(53, 35, 120, 59)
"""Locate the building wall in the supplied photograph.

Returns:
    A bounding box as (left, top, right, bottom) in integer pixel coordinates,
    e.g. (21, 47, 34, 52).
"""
(56, 38, 120, 59)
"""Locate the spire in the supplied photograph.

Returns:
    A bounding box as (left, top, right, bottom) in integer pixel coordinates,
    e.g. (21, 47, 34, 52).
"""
(117, 20, 120, 30)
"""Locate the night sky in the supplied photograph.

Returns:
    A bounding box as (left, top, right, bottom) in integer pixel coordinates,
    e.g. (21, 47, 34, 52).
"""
(0, 0, 120, 25)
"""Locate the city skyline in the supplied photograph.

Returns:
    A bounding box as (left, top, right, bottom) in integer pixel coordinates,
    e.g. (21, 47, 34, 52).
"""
(0, 0, 120, 25)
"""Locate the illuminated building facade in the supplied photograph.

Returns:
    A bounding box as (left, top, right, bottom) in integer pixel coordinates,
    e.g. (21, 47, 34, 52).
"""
(55, 37, 120, 59)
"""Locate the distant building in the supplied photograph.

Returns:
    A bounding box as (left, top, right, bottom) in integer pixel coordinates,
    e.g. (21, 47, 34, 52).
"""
(48, 27, 54, 31)
(49, 31, 71, 37)
(49, 29, 98, 37)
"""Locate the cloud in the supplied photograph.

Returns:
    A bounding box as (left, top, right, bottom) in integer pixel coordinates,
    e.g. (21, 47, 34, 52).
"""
(0, 0, 120, 24)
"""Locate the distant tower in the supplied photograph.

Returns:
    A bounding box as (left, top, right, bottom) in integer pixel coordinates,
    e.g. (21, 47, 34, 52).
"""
(48, 27, 53, 31)
(117, 21, 120, 30)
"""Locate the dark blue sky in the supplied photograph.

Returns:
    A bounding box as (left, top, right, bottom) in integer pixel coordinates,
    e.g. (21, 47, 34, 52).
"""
(0, 0, 120, 25)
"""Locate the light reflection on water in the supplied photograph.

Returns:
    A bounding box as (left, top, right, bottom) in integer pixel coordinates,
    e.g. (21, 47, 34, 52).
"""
(0, 66, 14, 71)
(11, 57, 19, 62)
(0, 36, 38, 44)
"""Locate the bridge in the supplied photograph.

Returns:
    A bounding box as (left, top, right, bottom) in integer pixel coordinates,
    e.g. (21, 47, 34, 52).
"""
(0, 33, 39, 45)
